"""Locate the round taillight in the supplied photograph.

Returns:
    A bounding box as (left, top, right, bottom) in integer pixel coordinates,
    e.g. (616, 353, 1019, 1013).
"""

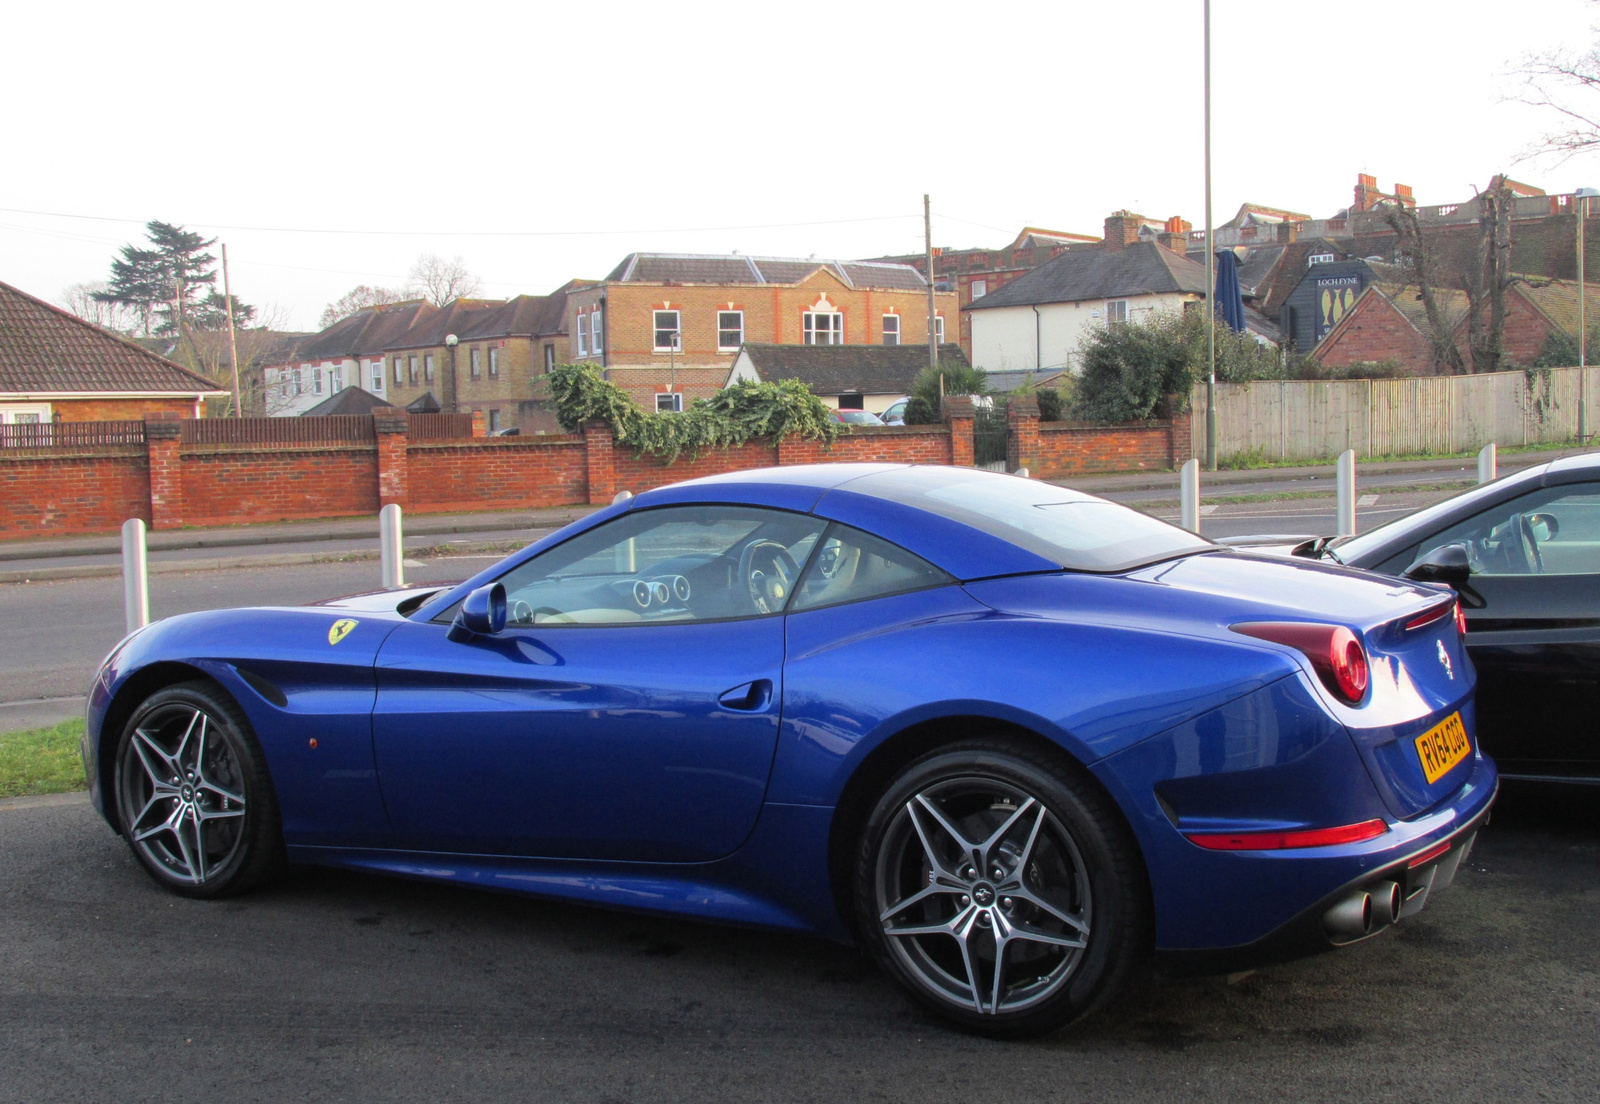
(1329, 627, 1369, 703)
(1455, 601, 1469, 637)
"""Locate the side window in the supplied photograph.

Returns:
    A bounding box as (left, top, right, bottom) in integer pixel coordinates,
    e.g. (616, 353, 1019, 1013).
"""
(790, 523, 954, 612)
(477, 505, 826, 627)
(1413, 483, 1600, 576)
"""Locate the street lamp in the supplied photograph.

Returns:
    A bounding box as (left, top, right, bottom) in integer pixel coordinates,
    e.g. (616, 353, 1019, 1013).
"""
(444, 332, 459, 414)
(1577, 188, 1600, 442)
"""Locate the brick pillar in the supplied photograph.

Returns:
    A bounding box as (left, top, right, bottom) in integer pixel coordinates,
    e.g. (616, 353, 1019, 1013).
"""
(470, 410, 487, 438)
(945, 396, 975, 467)
(1161, 393, 1192, 469)
(373, 410, 409, 508)
(1006, 394, 1039, 474)
(144, 418, 183, 529)
(583, 420, 615, 504)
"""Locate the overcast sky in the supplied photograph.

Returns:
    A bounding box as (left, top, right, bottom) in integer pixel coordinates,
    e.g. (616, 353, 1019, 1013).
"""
(4, 0, 1598, 332)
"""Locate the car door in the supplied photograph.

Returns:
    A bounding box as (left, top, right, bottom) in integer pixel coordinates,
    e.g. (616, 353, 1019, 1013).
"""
(1401, 480, 1600, 779)
(371, 503, 825, 862)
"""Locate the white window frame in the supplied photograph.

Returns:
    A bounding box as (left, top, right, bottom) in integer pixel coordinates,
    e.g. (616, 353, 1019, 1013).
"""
(488, 408, 501, 433)
(654, 310, 682, 352)
(717, 310, 744, 351)
(970, 279, 988, 300)
(394, 357, 404, 385)
(372, 362, 384, 392)
(544, 344, 556, 372)
(576, 314, 589, 356)
(656, 391, 684, 413)
(590, 310, 603, 354)
(1106, 300, 1128, 323)
(0, 403, 51, 424)
(803, 311, 844, 345)
(313, 367, 323, 395)
(935, 315, 945, 343)
(470, 346, 482, 379)
(882, 314, 900, 345)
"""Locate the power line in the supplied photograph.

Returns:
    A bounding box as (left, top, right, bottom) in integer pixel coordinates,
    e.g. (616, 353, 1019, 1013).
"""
(0, 205, 919, 239)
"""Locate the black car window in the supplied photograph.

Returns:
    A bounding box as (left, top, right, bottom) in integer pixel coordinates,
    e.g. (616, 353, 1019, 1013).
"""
(1412, 483, 1600, 576)
(460, 505, 826, 627)
(789, 523, 954, 612)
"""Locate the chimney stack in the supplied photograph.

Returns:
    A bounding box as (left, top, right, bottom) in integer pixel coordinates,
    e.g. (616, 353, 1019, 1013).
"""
(1103, 211, 1144, 253)
(1158, 216, 1192, 255)
(1393, 183, 1415, 208)
(1353, 173, 1382, 213)
(1276, 221, 1301, 243)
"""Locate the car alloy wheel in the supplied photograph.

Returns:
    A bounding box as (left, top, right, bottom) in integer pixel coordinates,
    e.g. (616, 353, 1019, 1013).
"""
(857, 741, 1145, 1037)
(114, 682, 282, 898)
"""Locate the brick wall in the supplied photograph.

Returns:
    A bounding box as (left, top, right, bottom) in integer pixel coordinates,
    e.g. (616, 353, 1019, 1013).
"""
(0, 448, 150, 536)
(1312, 292, 1436, 372)
(178, 446, 381, 528)
(1006, 396, 1181, 479)
(46, 398, 199, 422)
(406, 437, 588, 513)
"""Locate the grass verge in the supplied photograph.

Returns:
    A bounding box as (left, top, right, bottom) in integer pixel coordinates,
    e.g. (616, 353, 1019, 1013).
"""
(0, 719, 88, 798)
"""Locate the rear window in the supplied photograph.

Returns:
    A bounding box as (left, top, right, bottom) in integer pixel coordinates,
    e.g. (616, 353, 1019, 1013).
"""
(848, 467, 1213, 572)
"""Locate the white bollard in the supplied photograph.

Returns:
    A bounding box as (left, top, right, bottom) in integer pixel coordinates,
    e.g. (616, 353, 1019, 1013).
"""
(1180, 458, 1201, 534)
(1478, 442, 1497, 485)
(1336, 449, 1357, 537)
(380, 503, 404, 588)
(122, 518, 149, 634)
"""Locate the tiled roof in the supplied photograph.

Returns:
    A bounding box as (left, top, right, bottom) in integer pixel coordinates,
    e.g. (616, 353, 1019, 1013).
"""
(300, 386, 394, 417)
(1515, 279, 1600, 338)
(984, 367, 1068, 392)
(292, 300, 434, 360)
(0, 279, 226, 396)
(965, 242, 1208, 310)
(1373, 282, 1469, 334)
(604, 253, 928, 291)
(738, 343, 968, 395)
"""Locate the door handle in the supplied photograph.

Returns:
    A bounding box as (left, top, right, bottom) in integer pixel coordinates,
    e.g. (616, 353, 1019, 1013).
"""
(717, 679, 772, 711)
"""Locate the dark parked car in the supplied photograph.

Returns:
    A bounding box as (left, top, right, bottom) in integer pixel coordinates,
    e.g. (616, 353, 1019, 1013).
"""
(1281, 451, 1600, 784)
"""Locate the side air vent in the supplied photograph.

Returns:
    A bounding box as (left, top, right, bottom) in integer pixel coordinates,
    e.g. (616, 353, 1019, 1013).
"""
(235, 667, 288, 708)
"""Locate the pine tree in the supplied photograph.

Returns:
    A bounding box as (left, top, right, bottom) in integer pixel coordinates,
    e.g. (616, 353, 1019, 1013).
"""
(94, 221, 252, 337)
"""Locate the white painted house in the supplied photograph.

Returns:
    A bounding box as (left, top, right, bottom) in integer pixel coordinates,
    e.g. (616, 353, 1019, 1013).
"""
(965, 213, 1209, 375)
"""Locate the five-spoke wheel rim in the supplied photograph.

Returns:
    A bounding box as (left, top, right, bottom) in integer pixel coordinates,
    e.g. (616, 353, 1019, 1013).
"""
(118, 705, 248, 886)
(874, 775, 1092, 1016)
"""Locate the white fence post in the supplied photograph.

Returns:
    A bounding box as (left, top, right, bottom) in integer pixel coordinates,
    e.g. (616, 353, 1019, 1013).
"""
(121, 518, 149, 634)
(380, 503, 404, 588)
(1478, 442, 1497, 485)
(1180, 458, 1201, 534)
(1336, 449, 1357, 537)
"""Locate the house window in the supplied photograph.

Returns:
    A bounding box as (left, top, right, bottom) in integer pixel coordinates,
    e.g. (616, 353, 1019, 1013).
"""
(489, 347, 500, 377)
(394, 357, 403, 385)
(717, 311, 744, 351)
(471, 347, 482, 378)
(295, 369, 303, 396)
(424, 354, 434, 382)
(882, 314, 900, 345)
(488, 409, 501, 433)
(803, 311, 843, 345)
(935, 315, 945, 343)
(544, 344, 555, 373)
(372, 363, 384, 391)
(970, 279, 988, 300)
(576, 314, 588, 356)
(330, 366, 342, 393)
(1106, 300, 1128, 323)
(654, 310, 682, 352)
(656, 391, 684, 413)
(591, 310, 603, 354)
(838, 394, 865, 410)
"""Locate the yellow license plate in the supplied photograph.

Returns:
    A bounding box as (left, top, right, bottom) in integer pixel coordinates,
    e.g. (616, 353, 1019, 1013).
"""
(1414, 712, 1471, 784)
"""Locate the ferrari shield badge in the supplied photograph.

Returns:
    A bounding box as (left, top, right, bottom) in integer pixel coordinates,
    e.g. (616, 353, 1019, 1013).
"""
(328, 618, 359, 646)
(1436, 639, 1454, 680)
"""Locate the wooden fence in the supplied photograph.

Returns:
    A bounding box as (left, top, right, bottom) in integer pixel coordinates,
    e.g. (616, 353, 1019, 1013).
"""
(1189, 364, 1599, 462)
(0, 420, 146, 448)
(182, 416, 378, 445)
(406, 413, 476, 440)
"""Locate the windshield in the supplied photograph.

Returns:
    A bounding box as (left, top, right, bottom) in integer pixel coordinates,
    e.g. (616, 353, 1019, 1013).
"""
(1327, 465, 1547, 564)
(847, 466, 1214, 572)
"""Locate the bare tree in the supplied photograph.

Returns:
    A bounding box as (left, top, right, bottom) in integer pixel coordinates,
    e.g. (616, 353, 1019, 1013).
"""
(59, 281, 142, 333)
(319, 284, 406, 329)
(1384, 176, 1519, 374)
(1509, 10, 1600, 163)
(405, 255, 482, 306)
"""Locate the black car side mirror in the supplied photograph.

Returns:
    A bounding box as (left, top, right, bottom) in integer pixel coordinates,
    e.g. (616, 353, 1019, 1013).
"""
(1404, 542, 1472, 588)
(449, 583, 507, 641)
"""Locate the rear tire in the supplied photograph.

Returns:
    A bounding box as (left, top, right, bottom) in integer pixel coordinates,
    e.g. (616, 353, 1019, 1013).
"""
(854, 738, 1146, 1037)
(113, 681, 284, 898)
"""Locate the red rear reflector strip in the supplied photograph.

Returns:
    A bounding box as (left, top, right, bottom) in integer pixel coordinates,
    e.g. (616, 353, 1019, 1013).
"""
(1407, 840, 1454, 868)
(1406, 603, 1453, 631)
(1186, 818, 1389, 851)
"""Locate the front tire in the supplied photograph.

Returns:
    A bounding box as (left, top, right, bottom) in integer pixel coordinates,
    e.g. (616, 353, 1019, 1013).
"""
(854, 739, 1146, 1037)
(113, 681, 283, 898)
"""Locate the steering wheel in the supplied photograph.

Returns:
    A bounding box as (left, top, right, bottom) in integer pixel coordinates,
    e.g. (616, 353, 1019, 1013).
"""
(738, 539, 801, 615)
(1514, 513, 1545, 574)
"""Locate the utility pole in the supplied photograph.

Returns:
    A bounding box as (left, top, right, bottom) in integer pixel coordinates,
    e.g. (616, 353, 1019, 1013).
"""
(222, 243, 243, 417)
(925, 194, 938, 377)
(1203, 0, 1217, 471)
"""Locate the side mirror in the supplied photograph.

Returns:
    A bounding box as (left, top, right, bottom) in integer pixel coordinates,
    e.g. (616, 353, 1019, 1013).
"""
(449, 583, 507, 641)
(1404, 542, 1472, 589)
(1527, 512, 1559, 542)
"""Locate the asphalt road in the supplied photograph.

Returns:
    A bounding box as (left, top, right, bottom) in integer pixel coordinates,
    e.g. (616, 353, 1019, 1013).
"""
(0, 785, 1593, 1104)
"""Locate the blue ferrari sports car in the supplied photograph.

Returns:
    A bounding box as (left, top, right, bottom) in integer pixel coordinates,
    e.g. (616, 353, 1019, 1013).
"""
(83, 464, 1496, 1037)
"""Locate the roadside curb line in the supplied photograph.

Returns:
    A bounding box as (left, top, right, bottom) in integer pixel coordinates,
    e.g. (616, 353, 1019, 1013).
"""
(0, 791, 89, 810)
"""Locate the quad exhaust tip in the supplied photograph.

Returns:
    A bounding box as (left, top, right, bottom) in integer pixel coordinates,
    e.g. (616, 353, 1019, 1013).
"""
(1322, 880, 1402, 943)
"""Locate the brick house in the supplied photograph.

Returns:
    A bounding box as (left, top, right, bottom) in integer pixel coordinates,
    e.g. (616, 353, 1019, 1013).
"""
(965, 213, 1208, 373)
(261, 300, 430, 416)
(1310, 277, 1599, 373)
(725, 342, 970, 413)
(565, 253, 955, 410)
(0, 279, 226, 424)
(875, 226, 1102, 354)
